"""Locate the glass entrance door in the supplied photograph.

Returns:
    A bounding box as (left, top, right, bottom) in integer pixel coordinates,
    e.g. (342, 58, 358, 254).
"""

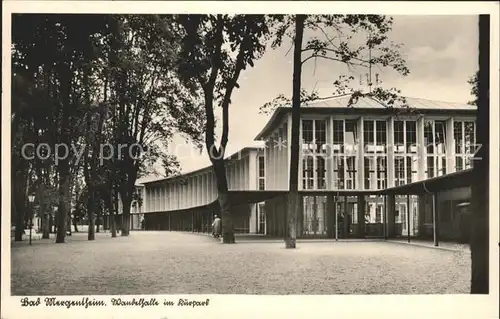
(258, 203, 266, 234)
(302, 196, 327, 237)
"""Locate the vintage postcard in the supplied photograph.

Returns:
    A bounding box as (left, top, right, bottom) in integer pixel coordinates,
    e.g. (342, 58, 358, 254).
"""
(2, 1, 499, 319)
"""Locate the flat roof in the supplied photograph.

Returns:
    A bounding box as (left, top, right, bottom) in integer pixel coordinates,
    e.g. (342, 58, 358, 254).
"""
(254, 95, 476, 140)
(381, 168, 473, 195)
(141, 146, 263, 186)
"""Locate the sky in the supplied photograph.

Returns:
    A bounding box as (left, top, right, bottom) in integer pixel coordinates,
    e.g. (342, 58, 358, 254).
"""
(138, 15, 479, 183)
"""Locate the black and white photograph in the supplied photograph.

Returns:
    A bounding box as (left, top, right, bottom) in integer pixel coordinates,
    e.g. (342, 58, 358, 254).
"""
(2, 1, 499, 319)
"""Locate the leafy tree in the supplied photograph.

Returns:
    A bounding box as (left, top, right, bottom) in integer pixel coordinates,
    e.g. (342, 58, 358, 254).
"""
(175, 14, 271, 243)
(12, 14, 112, 243)
(467, 71, 478, 106)
(263, 15, 410, 248)
(106, 15, 204, 236)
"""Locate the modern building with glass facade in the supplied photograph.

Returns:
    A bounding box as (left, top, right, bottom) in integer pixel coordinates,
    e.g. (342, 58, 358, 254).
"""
(132, 95, 477, 242)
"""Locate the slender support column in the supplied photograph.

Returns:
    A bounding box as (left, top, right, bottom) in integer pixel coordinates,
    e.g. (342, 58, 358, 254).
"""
(407, 194, 411, 243)
(344, 196, 349, 238)
(257, 204, 260, 234)
(387, 194, 396, 238)
(326, 194, 335, 239)
(357, 195, 366, 238)
(334, 197, 338, 241)
(432, 193, 439, 246)
(383, 195, 387, 239)
(417, 195, 425, 238)
(283, 195, 288, 241)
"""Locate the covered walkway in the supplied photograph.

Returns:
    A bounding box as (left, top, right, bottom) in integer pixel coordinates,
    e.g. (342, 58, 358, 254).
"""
(140, 169, 473, 244)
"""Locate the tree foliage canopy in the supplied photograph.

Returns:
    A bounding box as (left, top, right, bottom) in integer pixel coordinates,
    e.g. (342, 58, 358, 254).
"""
(260, 14, 410, 115)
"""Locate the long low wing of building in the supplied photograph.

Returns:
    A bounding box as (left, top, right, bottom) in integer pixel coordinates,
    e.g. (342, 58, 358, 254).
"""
(139, 146, 265, 212)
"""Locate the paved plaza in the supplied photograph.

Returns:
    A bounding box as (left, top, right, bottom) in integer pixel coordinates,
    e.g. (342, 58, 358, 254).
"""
(11, 231, 471, 295)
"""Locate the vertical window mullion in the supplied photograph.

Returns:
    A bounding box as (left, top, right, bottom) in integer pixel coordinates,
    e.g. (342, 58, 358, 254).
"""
(343, 119, 346, 145)
(462, 121, 465, 157)
(432, 122, 436, 177)
(343, 156, 347, 189)
(402, 122, 407, 183)
(403, 120, 407, 152)
(463, 121, 466, 166)
(313, 120, 316, 189)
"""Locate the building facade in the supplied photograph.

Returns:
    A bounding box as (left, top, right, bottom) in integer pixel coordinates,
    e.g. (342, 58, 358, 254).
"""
(139, 147, 266, 233)
(133, 95, 476, 240)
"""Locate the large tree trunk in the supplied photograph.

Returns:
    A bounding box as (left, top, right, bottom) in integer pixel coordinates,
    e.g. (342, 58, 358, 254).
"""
(213, 158, 234, 243)
(87, 189, 96, 241)
(113, 189, 119, 237)
(73, 217, 79, 233)
(55, 166, 70, 243)
(110, 212, 117, 237)
(120, 194, 132, 237)
(470, 15, 489, 294)
(13, 170, 27, 241)
(285, 15, 306, 249)
(108, 190, 117, 237)
(55, 59, 73, 244)
(37, 183, 51, 239)
(96, 205, 101, 233)
(42, 211, 50, 239)
(66, 210, 72, 236)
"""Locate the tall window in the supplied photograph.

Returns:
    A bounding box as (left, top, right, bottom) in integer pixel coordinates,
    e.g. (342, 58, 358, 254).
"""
(258, 203, 266, 234)
(332, 119, 358, 190)
(395, 156, 405, 186)
(377, 157, 387, 189)
(345, 120, 357, 154)
(376, 121, 387, 149)
(396, 202, 407, 227)
(364, 158, 374, 190)
(316, 157, 326, 189)
(392, 120, 418, 185)
(301, 119, 327, 189)
(315, 120, 327, 153)
(424, 120, 447, 178)
(302, 120, 314, 147)
(345, 156, 357, 190)
(333, 120, 344, 153)
(401, 210, 407, 230)
(424, 120, 434, 154)
(394, 121, 405, 152)
(454, 120, 476, 171)
(302, 156, 314, 190)
(302, 119, 327, 154)
(375, 205, 382, 223)
(406, 156, 415, 184)
(363, 120, 375, 148)
(364, 157, 386, 190)
(333, 156, 345, 189)
(364, 120, 387, 189)
(435, 121, 446, 155)
(406, 121, 417, 153)
(258, 156, 265, 190)
(426, 156, 435, 178)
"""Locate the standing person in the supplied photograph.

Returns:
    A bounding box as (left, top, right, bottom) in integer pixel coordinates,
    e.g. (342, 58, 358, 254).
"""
(212, 215, 222, 238)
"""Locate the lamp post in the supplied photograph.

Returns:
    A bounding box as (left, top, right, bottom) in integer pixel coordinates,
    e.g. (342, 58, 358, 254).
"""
(28, 194, 35, 245)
